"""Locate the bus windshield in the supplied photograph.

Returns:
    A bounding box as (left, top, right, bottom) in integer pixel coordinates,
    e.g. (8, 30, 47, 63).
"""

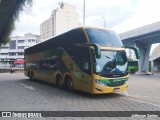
(94, 51, 128, 75)
(85, 28, 123, 47)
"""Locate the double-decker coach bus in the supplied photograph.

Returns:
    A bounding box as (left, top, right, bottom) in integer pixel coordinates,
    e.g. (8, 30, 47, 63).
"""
(24, 27, 139, 94)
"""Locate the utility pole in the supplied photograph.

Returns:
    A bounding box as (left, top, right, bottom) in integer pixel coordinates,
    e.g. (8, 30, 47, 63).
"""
(102, 17, 106, 28)
(83, 0, 85, 26)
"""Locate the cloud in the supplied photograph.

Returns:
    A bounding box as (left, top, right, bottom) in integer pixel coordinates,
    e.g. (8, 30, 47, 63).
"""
(113, 0, 160, 33)
(12, 0, 160, 37)
(83, 0, 139, 28)
(12, 0, 58, 36)
(85, 5, 136, 28)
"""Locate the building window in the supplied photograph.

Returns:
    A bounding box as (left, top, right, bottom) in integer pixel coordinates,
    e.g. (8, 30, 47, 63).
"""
(1, 47, 9, 49)
(9, 40, 16, 49)
(18, 46, 24, 49)
(18, 40, 25, 43)
(9, 53, 16, 56)
(1, 53, 8, 55)
(18, 53, 24, 56)
(32, 39, 36, 42)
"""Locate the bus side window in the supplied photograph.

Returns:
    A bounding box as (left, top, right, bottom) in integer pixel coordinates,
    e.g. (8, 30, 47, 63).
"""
(48, 59, 58, 70)
(82, 59, 89, 70)
(43, 60, 48, 69)
(41, 61, 46, 69)
(80, 56, 91, 75)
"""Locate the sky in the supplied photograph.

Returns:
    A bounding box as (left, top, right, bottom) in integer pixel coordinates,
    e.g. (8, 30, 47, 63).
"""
(12, 0, 160, 51)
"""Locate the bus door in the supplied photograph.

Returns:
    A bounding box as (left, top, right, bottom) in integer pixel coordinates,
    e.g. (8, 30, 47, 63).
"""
(76, 55, 92, 92)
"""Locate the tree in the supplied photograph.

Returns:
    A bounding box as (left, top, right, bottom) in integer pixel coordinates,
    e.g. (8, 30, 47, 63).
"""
(0, 0, 33, 47)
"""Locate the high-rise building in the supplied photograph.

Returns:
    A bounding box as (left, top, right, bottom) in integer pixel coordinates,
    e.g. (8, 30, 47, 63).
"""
(40, 2, 79, 41)
(128, 49, 136, 60)
(40, 17, 52, 41)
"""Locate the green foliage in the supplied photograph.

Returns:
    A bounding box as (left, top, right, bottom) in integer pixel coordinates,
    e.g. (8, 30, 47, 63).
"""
(0, 0, 33, 47)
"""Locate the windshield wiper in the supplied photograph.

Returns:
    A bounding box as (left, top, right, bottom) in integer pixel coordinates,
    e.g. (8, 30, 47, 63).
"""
(106, 56, 111, 59)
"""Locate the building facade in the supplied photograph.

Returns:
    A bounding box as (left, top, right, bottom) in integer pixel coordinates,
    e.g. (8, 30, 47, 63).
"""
(40, 17, 52, 41)
(40, 2, 79, 41)
(128, 49, 136, 60)
(150, 44, 160, 72)
(0, 33, 40, 62)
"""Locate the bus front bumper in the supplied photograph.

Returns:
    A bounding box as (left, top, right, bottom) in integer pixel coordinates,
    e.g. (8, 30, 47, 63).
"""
(92, 83, 128, 94)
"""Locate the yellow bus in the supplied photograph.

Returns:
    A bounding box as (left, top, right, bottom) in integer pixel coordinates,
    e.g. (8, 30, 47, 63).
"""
(24, 26, 139, 94)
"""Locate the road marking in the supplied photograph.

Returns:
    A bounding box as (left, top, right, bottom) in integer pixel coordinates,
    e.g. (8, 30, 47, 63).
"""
(121, 97, 160, 107)
(20, 83, 35, 90)
(130, 95, 160, 99)
(122, 91, 160, 107)
(123, 91, 160, 99)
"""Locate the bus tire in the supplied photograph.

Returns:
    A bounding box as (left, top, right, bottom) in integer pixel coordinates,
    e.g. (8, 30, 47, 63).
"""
(66, 77, 73, 91)
(28, 71, 31, 80)
(30, 72, 35, 81)
(56, 75, 63, 88)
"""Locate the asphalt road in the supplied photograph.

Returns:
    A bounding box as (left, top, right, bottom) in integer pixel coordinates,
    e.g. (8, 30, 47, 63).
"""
(0, 73, 160, 120)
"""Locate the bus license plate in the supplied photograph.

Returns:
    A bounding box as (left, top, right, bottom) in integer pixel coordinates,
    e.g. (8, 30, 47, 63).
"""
(113, 88, 120, 92)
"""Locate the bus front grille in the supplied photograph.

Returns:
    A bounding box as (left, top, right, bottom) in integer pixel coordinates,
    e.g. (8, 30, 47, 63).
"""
(107, 82, 125, 87)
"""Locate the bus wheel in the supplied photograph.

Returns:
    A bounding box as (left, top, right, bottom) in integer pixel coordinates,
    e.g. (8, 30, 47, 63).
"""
(66, 77, 73, 91)
(29, 72, 31, 80)
(56, 75, 63, 88)
(30, 72, 35, 81)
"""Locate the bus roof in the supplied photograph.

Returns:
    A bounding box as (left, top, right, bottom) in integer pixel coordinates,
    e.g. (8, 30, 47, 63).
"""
(100, 46, 125, 51)
(45, 26, 113, 41)
(25, 26, 119, 55)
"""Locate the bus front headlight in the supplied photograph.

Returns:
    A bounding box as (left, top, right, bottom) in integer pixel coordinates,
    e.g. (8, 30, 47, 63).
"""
(95, 80, 107, 86)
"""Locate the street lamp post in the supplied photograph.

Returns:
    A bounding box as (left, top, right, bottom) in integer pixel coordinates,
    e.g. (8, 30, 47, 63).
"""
(83, 0, 85, 26)
(102, 17, 106, 28)
(59, 1, 64, 9)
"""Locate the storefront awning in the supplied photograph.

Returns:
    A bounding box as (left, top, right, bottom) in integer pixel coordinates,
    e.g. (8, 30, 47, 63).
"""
(13, 59, 24, 64)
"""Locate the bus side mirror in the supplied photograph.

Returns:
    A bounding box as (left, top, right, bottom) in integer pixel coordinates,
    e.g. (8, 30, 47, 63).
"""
(124, 46, 140, 59)
(76, 43, 101, 59)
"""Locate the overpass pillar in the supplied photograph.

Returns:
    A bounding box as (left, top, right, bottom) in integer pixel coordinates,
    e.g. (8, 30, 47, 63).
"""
(136, 42, 151, 74)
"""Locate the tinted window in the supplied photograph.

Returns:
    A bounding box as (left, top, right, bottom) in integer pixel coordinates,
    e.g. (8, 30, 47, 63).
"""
(73, 47, 91, 74)
(85, 28, 123, 47)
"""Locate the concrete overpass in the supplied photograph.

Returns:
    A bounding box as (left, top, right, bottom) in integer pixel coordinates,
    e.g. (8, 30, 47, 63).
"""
(120, 21, 160, 74)
(150, 44, 160, 72)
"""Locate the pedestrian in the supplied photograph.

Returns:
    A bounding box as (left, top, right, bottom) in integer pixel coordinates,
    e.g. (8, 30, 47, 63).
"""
(10, 67, 14, 73)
